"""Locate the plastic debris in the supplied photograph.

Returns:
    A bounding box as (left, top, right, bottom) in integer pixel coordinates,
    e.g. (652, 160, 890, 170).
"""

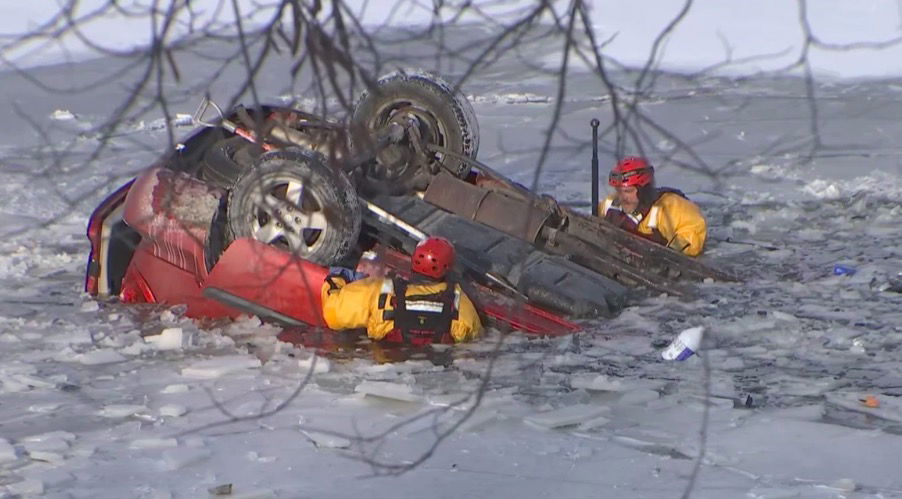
(662, 326, 705, 361)
(832, 263, 856, 276)
(209, 483, 233, 496)
(860, 395, 880, 408)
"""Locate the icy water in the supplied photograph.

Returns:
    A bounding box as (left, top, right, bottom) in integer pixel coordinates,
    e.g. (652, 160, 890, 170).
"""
(1, 25, 901, 499)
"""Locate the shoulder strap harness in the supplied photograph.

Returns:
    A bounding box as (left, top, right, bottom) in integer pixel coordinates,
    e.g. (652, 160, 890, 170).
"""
(378, 276, 458, 345)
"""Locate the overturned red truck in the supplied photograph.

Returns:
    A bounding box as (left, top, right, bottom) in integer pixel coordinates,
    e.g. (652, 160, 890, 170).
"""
(85, 70, 733, 343)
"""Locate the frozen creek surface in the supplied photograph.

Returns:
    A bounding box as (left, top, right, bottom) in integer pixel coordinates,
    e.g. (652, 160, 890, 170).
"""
(1, 47, 902, 499)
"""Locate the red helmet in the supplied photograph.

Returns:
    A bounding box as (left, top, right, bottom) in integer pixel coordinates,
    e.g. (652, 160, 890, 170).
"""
(609, 157, 654, 188)
(411, 236, 455, 279)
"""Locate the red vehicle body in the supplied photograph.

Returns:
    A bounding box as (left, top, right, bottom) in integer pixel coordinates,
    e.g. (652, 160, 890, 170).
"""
(86, 164, 578, 338)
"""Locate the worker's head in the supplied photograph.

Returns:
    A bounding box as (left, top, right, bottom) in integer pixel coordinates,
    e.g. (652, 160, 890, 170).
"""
(609, 156, 655, 213)
(411, 236, 455, 279)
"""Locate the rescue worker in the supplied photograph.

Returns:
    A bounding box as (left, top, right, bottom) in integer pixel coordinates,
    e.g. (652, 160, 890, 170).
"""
(320, 236, 482, 344)
(599, 156, 707, 256)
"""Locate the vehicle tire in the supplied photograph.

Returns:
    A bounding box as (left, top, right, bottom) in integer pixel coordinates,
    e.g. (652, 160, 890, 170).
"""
(225, 149, 362, 266)
(201, 136, 264, 189)
(351, 69, 479, 194)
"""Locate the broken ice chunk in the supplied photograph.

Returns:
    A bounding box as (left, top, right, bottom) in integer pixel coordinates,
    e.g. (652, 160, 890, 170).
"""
(145, 327, 187, 350)
(130, 438, 178, 450)
(0, 438, 18, 463)
(455, 409, 502, 433)
(576, 415, 611, 431)
(828, 478, 857, 492)
(617, 389, 660, 406)
(6, 479, 44, 496)
(158, 404, 188, 417)
(224, 489, 274, 499)
(524, 404, 610, 429)
(570, 374, 625, 391)
(27, 450, 65, 464)
(354, 380, 423, 402)
(161, 383, 190, 394)
(22, 436, 70, 454)
(97, 404, 149, 418)
(80, 300, 100, 312)
(51, 109, 76, 120)
(181, 356, 261, 379)
(298, 354, 330, 374)
(301, 430, 351, 449)
(159, 447, 211, 471)
(73, 349, 127, 365)
(21, 431, 76, 444)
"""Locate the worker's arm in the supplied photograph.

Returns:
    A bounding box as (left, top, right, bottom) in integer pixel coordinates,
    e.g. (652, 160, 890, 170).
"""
(449, 285, 482, 343)
(320, 276, 382, 330)
(656, 195, 707, 257)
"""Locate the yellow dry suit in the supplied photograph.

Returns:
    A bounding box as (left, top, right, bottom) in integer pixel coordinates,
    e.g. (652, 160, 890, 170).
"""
(321, 274, 482, 344)
(599, 189, 707, 257)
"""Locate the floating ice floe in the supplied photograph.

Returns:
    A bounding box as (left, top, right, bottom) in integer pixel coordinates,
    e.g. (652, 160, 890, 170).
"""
(5, 479, 44, 496)
(577, 415, 611, 430)
(301, 430, 351, 449)
(246, 451, 277, 463)
(617, 389, 661, 406)
(50, 109, 76, 121)
(158, 404, 188, 418)
(453, 408, 505, 433)
(130, 438, 178, 450)
(746, 485, 806, 498)
(0, 438, 17, 463)
(161, 383, 190, 394)
(80, 300, 100, 312)
(72, 349, 127, 365)
(144, 327, 190, 350)
(217, 488, 274, 499)
(0, 372, 55, 392)
(524, 404, 610, 429)
(569, 374, 666, 392)
(610, 432, 695, 460)
(159, 447, 212, 471)
(27, 450, 66, 464)
(181, 355, 262, 379)
(27, 404, 60, 415)
(354, 380, 424, 402)
(823, 392, 902, 432)
(21, 435, 70, 456)
(97, 404, 150, 418)
(298, 354, 330, 374)
(720, 357, 746, 371)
